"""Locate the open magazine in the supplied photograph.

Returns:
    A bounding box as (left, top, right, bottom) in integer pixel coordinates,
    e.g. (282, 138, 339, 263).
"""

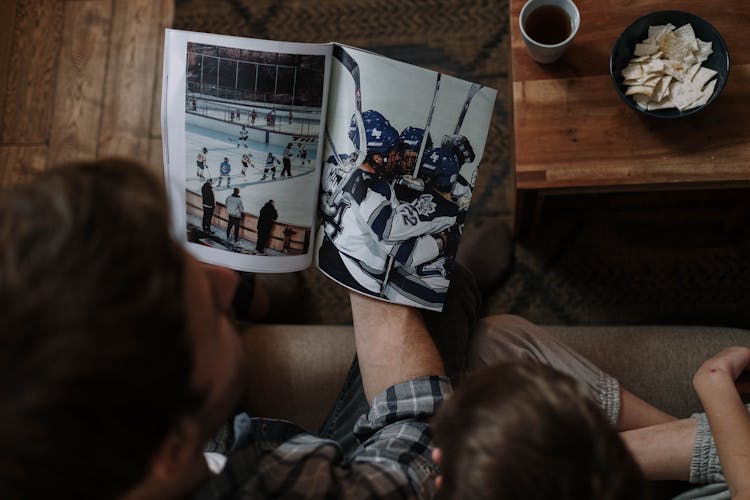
(162, 29, 496, 311)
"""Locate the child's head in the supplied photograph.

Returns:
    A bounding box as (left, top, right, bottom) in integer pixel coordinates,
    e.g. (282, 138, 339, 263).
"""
(432, 361, 646, 500)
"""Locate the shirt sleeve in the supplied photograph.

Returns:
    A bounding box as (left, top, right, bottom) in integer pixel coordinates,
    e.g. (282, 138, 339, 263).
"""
(256, 376, 452, 499)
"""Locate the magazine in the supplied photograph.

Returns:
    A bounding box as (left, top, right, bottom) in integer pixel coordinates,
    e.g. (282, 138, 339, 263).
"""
(162, 29, 496, 311)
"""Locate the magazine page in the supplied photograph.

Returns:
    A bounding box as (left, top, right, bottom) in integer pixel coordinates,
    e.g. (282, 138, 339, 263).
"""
(316, 45, 496, 311)
(162, 29, 331, 273)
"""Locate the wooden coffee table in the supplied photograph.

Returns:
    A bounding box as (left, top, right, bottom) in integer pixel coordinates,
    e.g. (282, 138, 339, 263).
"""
(509, 0, 750, 238)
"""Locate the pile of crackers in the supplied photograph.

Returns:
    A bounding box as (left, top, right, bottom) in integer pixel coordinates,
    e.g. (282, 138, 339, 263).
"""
(621, 23, 716, 111)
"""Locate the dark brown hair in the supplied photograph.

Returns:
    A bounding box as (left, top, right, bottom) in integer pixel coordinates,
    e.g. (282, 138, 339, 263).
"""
(433, 362, 647, 500)
(0, 159, 203, 499)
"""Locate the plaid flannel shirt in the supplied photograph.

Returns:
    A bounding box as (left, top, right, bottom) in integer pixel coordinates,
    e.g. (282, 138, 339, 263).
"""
(191, 375, 451, 499)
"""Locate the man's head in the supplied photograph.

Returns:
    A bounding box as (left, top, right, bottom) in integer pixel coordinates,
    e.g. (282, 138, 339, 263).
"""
(224, 157, 228, 162)
(419, 147, 459, 193)
(397, 126, 432, 176)
(432, 362, 646, 500)
(202, 147, 207, 153)
(233, 187, 240, 195)
(349, 110, 400, 177)
(0, 160, 245, 500)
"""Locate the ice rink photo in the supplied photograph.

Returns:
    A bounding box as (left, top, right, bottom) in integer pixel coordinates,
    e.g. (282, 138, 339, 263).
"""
(183, 42, 326, 257)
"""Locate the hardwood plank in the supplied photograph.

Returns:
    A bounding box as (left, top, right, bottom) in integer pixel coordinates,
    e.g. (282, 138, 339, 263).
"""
(510, 0, 750, 191)
(147, 0, 175, 172)
(1, 0, 64, 144)
(512, 66, 750, 190)
(0, 1, 18, 131)
(98, 0, 163, 161)
(0, 145, 48, 186)
(48, 0, 113, 165)
(510, 0, 750, 83)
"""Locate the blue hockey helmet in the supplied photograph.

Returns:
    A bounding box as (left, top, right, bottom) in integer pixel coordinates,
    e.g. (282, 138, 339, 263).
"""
(365, 123, 399, 157)
(399, 126, 433, 152)
(419, 147, 460, 190)
(349, 109, 392, 150)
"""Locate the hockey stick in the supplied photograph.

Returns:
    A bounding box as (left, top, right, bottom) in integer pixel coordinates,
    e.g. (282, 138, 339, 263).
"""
(454, 83, 483, 134)
(323, 47, 367, 210)
(439, 82, 483, 172)
(332, 45, 366, 166)
(412, 72, 442, 179)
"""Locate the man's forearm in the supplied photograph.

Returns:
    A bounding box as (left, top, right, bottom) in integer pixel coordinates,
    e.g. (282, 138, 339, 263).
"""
(350, 292, 445, 402)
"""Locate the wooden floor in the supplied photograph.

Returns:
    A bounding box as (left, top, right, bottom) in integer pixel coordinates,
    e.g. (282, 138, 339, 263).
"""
(0, 0, 173, 185)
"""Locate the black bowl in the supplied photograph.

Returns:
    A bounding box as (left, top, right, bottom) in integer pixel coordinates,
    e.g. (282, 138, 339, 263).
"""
(610, 11, 729, 118)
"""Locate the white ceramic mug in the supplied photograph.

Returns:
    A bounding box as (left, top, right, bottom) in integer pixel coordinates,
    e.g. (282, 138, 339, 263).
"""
(519, 0, 580, 64)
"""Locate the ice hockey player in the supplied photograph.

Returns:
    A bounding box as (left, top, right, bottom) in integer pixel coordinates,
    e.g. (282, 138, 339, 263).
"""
(318, 110, 456, 298)
(238, 125, 249, 148)
(217, 157, 231, 187)
(384, 147, 463, 309)
(394, 126, 433, 202)
(196, 147, 208, 179)
(241, 153, 252, 175)
(261, 152, 279, 181)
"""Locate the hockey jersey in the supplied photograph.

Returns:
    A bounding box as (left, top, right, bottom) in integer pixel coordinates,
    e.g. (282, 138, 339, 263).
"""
(321, 167, 457, 295)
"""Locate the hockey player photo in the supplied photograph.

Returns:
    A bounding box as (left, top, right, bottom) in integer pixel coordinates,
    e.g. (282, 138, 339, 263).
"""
(163, 30, 494, 306)
(315, 45, 495, 311)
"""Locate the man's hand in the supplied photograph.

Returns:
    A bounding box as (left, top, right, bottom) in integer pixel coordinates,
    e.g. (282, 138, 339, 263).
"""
(441, 134, 475, 166)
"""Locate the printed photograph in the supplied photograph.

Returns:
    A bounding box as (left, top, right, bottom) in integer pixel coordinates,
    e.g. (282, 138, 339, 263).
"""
(183, 42, 326, 256)
(317, 46, 496, 310)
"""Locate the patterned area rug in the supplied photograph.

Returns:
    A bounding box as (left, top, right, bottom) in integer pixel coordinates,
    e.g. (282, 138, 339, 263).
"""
(175, 0, 750, 327)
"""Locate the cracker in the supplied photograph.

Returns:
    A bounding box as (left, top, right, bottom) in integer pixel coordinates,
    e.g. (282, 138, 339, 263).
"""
(622, 22, 718, 112)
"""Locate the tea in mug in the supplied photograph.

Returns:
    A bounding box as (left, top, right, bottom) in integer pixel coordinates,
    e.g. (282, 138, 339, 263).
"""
(524, 5, 571, 45)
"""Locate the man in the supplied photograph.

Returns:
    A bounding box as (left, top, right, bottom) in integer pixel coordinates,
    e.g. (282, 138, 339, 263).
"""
(281, 143, 293, 178)
(384, 147, 463, 309)
(201, 178, 215, 233)
(318, 110, 456, 298)
(261, 152, 278, 181)
(240, 152, 252, 176)
(238, 125, 248, 149)
(196, 147, 208, 178)
(0, 159, 450, 500)
(255, 199, 277, 255)
(217, 157, 231, 188)
(224, 187, 244, 244)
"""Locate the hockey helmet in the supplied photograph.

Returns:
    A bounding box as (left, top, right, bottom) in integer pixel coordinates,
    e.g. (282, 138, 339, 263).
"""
(399, 126, 433, 152)
(202, 147, 207, 153)
(349, 109, 392, 150)
(397, 127, 433, 175)
(419, 147, 459, 189)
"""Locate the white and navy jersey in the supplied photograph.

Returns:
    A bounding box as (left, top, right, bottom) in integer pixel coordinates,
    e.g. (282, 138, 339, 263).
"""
(452, 174, 472, 199)
(196, 151, 206, 164)
(385, 257, 451, 310)
(265, 155, 279, 167)
(321, 168, 457, 287)
(320, 154, 357, 214)
(322, 169, 393, 278)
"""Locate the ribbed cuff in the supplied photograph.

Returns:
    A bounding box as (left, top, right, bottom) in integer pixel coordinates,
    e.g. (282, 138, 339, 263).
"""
(689, 412, 724, 484)
(599, 373, 621, 426)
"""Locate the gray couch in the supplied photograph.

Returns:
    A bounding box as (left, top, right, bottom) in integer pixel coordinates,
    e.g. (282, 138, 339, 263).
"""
(240, 321, 750, 497)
